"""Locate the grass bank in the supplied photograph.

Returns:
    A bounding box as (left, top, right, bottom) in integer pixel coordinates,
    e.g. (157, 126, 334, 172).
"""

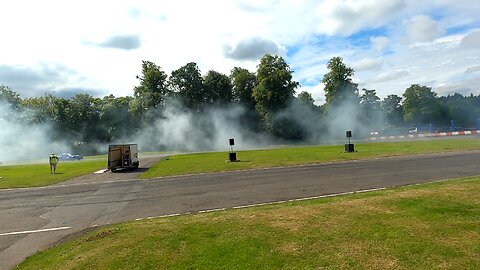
(0, 159, 107, 189)
(18, 176, 480, 269)
(141, 138, 480, 178)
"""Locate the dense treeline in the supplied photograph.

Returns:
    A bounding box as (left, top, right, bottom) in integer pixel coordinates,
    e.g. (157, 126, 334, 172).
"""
(1, 54, 479, 153)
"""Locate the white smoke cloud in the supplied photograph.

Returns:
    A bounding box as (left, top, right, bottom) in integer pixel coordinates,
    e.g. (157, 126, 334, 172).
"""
(324, 101, 362, 142)
(127, 95, 390, 153)
(132, 102, 271, 153)
(323, 99, 386, 143)
(0, 102, 71, 164)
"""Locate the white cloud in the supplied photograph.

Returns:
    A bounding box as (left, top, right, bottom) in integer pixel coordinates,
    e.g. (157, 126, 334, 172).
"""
(405, 15, 445, 43)
(460, 30, 480, 49)
(223, 37, 285, 61)
(315, 0, 405, 36)
(297, 83, 326, 105)
(374, 70, 409, 83)
(0, 0, 479, 101)
(87, 34, 142, 51)
(465, 65, 480, 74)
(370, 36, 390, 51)
(351, 58, 384, 71)
(357, 28, 480, 98)
(434, 76, 480, 95)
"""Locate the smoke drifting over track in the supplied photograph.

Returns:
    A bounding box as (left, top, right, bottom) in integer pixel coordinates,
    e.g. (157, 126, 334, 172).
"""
(0, 95, 391, 164)
(134, 104, 270, 152)
(0, 102, 71, 164)
(129, 97, 385, 153)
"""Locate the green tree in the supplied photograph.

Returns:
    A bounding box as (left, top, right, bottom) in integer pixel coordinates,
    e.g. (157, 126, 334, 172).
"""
(360, 89, 380, 109)
(359, 89, 381, 122)
(229, 67, 262, 132)
(0, 85, 22, 109)
(297, 91, 315, 108)
(52, 98, 74, 134)
(230, 67, 257, 108)
(169, 62, 204, 111)
(203, 70, 233, 105)
(358, 88, 384, 130)
(381, 94, 404, 126)
(321, 57, 358, 108)
(439, 93, 479, 128)
(22, 94, 58, 124)
(130, 60, 169, 117)
(252, 54, 299, 131)
(100, 95, 136, 141)
(68, 94, 103, 142)
(402, 84, 447, 126)
(22, 95, 83, 141)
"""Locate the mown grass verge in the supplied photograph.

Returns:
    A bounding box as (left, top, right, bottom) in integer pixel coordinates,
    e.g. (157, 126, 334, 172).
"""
(141, 138, 480, 178)
(18, 176, 480, 269)
(0, 159, 107, 189)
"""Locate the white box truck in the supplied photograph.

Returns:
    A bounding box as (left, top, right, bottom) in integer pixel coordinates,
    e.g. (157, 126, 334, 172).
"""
(108, 144, 139, 172)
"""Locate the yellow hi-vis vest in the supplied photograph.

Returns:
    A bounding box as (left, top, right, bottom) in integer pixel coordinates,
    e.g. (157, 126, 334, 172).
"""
(50, 154, 59, 164)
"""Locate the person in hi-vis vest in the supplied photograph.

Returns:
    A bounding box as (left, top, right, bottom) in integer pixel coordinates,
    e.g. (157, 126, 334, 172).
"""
(49, 153, 59, 174)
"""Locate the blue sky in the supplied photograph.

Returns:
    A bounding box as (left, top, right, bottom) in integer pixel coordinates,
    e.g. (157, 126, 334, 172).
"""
(0, 0, 479, 104)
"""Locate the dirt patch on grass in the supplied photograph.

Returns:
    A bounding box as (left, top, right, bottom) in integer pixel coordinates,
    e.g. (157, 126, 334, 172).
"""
(279, 242, 301, 255)
(85, 229, 116, 243)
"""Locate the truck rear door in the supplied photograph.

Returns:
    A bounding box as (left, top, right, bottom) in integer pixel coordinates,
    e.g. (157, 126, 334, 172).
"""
(108, 146, 122, 170)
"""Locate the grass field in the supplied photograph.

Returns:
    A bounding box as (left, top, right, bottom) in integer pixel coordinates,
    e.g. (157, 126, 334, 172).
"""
(0, 159, 107, 189)
(17, 176, 480, 269)
(141, 138, 480, 178)
(1, 138, 479, 188)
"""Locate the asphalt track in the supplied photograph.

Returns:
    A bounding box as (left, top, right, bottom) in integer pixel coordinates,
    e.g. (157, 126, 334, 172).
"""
(1, 150, 480, 269)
